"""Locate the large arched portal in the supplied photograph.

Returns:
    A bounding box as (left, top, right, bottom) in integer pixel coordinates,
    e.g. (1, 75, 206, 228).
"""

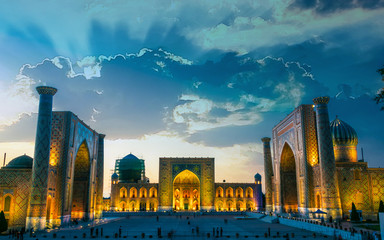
(71, 141, 91, 220)
(173, 170, 200, 211)
(280, 143, 298, 213)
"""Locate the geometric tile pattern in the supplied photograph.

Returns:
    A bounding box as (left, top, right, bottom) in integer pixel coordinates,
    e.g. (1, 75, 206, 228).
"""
(0, 170, 32, 228)
(313, 97, 342, 217)
(261, 137, 273, 212)
(267, 97, 384, 220)
(27, 91, 56, 225)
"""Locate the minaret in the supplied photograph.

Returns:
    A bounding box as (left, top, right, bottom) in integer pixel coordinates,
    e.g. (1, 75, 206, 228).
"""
(262, 137, 273, 213)
(95, 134, 105, 218)
(313, 96, 342, 219)
(26, 86, 57, 230)
(254, 173, 263, 211)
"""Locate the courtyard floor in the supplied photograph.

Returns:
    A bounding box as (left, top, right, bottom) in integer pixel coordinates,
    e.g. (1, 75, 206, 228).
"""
(6, 215, 336, 239)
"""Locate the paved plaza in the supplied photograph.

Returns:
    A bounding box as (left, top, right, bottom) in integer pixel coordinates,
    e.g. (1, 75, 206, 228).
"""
(8, 214, 336, 240)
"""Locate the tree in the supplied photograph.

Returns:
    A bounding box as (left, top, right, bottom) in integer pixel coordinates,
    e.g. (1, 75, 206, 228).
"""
(351, 202, 360, 222)
(375, 66, 384, 110)
(0, 211, 7, 233)
(378, 200, 384, 221)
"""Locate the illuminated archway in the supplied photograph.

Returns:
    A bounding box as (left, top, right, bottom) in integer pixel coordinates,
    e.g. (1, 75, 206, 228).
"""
(236, 187, 243, 198)
(120, 201, 126, 211)
(226, 187, 233, 198)
(149, 187, 157, 198)
(140, 187, 147, 198)
(71, 141, 91, 220)
(173, 170, 200, 211)
(130, 187, 137, 198)
(216, 187, 223, 198)
(280, 143, 298, 213)
(120, 187, 127, 198)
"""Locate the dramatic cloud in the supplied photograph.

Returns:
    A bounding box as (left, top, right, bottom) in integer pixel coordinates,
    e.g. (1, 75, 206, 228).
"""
(1, 0, 384, 187)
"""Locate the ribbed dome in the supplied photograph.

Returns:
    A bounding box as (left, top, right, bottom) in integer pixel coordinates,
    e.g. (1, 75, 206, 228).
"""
(4, 155, 33, 169)
(330, 117, 358, 146)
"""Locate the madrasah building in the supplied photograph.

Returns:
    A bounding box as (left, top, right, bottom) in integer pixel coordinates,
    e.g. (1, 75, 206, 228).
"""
(109, 154, 263, 212)
(0, 86, 263, 231)
(262, 96, 384, 220)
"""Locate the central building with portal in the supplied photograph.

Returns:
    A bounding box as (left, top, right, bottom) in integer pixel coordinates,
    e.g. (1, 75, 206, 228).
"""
(110, 156, 262, 212)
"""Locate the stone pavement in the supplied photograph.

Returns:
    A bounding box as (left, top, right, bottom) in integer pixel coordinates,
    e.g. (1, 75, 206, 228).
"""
(4, 215, 336, 239)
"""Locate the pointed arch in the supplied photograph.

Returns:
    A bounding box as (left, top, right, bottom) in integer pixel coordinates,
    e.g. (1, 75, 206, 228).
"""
(280, 142, 298, 213)
(139, 187, 147, 198)
(71, 140, 91, 220)
(120, 187, 127, 198)
(120, 201, 126, 211)
(3, 194, 12, 212)
(149, 187, 157, 198)
(216, 187, 224, 198)
(236, 187, 243, 198)
(173, 170, 200, 211)
(130, 187, 137, 198)
(226, 187, 233, 198)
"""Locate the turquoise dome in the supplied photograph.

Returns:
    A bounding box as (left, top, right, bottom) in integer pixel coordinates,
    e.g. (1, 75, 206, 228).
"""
(115, 153, 145, 183)
(4, 155, 33, 169)
(330, 117, 358, 146)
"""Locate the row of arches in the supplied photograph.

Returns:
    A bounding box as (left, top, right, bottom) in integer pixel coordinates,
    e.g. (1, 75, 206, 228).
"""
(120, 187, 157, 198)
(215, 200, 254, 211)
(216, 187, 253, 198)
(119, 200, 158, 211)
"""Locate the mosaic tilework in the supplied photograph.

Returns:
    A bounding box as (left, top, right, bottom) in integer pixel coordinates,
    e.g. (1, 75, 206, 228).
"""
(262, 137, 273, 212)
(313, 98, 342, 217)
(0, 170, 32, 227)
(369, 169, 384, 213)
(336, 162, 372, 218)
(28, 92, 55, 226)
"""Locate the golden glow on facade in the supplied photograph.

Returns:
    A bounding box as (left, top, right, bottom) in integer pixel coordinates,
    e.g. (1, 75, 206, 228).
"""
(173, 170, 200, 211)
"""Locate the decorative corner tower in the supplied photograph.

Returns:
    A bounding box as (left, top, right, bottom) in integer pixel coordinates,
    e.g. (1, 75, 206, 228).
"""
(254, 173, 263, 210)
(330, 117, 358, 162)
(313, 96, 342, 219)
(110, 172, 119, 211)
(262, 137, 273, 213)
(26, 86, 57, 230)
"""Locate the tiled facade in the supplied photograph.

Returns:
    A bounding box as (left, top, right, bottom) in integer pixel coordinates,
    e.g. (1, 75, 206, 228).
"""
(265, 97, 384, 220)
(0, 87, 104, 230)
(110, 157, 262, 212)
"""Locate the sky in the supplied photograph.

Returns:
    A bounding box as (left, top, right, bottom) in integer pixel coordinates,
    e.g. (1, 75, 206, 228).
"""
(0, 0, 384, 196)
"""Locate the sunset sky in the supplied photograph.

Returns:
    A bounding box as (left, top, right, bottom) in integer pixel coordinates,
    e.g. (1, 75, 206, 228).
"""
(0, 1, 384, 196)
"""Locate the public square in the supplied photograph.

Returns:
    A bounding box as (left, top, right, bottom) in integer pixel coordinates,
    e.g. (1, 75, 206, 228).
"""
(18, 215, 333, 240)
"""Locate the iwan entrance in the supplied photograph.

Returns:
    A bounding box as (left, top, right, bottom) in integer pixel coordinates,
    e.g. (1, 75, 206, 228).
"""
(173, 170, 200, 211)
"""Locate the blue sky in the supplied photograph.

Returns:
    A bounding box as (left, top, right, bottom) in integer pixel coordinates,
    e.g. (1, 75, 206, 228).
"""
(0, 1, 384, 194)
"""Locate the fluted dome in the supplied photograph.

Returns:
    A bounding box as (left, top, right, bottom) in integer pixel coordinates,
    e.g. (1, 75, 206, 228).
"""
(330, 117, 358, 146)
(4, 155, 33, 169)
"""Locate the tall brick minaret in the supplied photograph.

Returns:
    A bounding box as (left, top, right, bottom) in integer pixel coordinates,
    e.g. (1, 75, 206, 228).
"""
(313, 96, 342, 219)
(26, 86, 57, 230)
(262, 137, 274, 213)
